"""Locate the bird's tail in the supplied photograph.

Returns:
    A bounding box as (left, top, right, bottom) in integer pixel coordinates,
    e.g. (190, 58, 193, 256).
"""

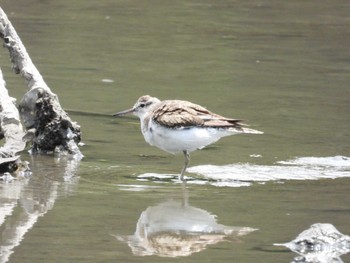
(241, 127, 264, 134)
(229, 127, 264, 134)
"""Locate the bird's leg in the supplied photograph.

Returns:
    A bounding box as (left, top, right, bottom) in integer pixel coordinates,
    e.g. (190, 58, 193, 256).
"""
(180, 150, 190, 181)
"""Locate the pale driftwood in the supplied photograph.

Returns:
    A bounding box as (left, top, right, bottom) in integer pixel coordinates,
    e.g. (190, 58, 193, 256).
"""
(0, 8, 82, 158)
(0, 68, 26, 173)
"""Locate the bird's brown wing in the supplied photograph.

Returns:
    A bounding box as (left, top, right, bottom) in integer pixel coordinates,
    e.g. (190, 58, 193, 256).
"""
(152, 100, 244, 129)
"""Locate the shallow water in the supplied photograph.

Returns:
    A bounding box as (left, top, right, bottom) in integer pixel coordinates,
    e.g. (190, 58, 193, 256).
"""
(0, 0, 350, 262)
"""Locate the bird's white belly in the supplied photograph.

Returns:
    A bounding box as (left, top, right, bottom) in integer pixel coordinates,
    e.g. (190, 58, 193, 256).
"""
(142, 122, 233, 154)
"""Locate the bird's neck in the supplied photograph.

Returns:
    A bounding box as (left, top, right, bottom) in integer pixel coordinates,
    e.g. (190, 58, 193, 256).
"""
(139, 114, 151, 134)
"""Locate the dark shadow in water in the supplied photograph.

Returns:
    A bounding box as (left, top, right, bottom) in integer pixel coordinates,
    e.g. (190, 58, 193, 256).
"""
(115, 182, 257, 257)
(0, 155, 80, 263)
(275, 223, 350, 263)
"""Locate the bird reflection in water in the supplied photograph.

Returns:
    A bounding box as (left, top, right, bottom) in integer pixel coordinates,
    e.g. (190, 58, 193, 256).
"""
(116, 184, 257, 257)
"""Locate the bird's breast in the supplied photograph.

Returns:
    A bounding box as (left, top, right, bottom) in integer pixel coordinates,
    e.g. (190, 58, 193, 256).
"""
(140, 119, 234, 154)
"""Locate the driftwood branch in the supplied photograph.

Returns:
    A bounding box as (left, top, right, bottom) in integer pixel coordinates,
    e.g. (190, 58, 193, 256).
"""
(0, 8, 82, 159)
(0, 68, 26, 173)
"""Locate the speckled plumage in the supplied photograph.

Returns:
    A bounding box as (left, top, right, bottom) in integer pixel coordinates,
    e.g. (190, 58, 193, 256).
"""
(152, 99, 244, 129)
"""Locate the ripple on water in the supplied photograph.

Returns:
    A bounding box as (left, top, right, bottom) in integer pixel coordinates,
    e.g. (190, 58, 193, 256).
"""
(137, 156, 350, 187)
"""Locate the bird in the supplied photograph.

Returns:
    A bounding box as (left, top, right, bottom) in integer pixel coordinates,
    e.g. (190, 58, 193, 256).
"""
(113, 95, 263, 181)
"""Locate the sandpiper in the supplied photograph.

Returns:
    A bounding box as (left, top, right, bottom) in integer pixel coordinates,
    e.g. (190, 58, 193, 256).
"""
(114, 95, 263, 181)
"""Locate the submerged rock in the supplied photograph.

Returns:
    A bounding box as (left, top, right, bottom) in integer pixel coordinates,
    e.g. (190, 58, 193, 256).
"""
(275, 223, 350, 263)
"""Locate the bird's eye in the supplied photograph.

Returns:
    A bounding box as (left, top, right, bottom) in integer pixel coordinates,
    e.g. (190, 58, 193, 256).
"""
(140, 103, 145, 108)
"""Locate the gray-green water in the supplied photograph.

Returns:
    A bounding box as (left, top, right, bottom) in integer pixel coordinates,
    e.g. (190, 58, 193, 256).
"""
(0, 1, 350, 262)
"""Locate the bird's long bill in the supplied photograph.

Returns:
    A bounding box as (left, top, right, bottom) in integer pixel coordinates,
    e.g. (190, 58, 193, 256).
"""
(113, 108, 134, 117)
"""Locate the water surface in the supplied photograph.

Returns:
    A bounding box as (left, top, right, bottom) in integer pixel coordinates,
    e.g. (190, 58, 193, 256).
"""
(0, 1, 349, 262)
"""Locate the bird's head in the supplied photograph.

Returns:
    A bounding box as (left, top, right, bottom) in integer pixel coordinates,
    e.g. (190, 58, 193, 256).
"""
(113, 95, 161, 119)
